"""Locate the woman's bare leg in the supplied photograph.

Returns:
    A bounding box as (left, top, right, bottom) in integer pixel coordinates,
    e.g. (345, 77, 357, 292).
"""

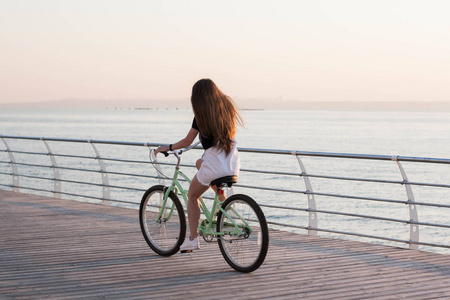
(187, 175, 209, 239)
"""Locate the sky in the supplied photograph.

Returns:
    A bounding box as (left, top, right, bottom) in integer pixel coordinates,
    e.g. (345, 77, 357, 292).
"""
(1, 0, 450, 106)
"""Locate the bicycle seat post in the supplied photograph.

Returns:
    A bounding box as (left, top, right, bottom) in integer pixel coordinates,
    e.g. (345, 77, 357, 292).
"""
(217, 184, 226, 196)
(211, 176, 237, 204)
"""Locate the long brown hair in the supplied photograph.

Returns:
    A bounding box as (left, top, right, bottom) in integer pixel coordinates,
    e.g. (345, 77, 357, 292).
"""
(191, 79, 243, 155)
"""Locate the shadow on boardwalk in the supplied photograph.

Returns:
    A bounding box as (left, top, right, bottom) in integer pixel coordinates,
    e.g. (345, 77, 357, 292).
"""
(1, 190, 450, 299)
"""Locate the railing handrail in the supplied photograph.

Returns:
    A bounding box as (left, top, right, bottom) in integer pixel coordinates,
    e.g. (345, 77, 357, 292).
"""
(2, 134, 450, 164)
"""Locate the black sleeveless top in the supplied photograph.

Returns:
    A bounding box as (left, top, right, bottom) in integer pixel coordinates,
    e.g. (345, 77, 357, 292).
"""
(192, 118, 214, 150)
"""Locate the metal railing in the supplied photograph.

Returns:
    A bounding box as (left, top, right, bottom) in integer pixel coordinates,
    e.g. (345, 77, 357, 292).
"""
(1, 134, 449, 253)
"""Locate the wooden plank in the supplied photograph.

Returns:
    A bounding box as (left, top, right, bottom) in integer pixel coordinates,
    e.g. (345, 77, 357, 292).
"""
(1, 190, 450, 299)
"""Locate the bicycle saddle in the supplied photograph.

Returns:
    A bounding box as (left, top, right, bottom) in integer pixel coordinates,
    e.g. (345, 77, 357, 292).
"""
(211, 175, 237, 188)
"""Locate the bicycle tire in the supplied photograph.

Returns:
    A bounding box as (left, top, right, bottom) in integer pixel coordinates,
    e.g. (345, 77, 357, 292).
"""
(217, 194, 269, 272)
(139, 185, 186, 256)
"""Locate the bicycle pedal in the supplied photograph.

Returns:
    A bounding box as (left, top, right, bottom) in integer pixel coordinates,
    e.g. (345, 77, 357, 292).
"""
(180, 250, 194, 253)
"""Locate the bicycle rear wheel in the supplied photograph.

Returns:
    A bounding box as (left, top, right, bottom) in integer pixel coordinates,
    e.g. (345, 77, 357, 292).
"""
(139, 185, 186, 256)
(217, 194, 269, 272)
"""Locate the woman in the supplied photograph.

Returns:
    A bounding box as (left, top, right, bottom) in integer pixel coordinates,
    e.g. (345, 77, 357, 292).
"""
(155, 79, 243, 251)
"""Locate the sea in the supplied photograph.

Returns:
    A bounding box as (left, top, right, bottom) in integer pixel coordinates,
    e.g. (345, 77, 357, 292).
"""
(1, 107, 449, 254)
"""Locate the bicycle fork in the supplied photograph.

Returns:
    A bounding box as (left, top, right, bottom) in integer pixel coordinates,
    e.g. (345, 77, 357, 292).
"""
(156, 186, 178, 224)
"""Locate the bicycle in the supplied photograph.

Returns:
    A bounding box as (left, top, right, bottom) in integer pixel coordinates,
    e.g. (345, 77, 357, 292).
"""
(139, 142, 269, 272)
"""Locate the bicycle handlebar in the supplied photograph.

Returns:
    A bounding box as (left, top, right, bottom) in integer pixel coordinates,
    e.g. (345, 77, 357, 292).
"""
(160, 141, 201, 158)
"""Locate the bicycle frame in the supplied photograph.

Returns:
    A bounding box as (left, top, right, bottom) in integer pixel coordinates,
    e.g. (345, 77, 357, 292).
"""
(155, 147, 250, 238)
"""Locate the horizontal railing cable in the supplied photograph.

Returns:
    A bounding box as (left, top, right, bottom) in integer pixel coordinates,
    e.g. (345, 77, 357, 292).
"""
(265, 220, 449, 249)
(2, 172, 148, 192)
(238, 147, 450, 164)
(311, 227, 450, 249)
(241, 167, 450, 189)
(1, 184, 138, 206)
(260, 203, 450, 229)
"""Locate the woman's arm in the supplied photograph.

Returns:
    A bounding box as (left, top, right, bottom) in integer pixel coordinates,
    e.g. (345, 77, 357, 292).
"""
(154, 128, 199, 155)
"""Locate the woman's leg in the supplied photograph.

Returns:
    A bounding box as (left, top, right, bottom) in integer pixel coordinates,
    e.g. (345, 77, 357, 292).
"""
(187, 175, 209, 239)
(196, 158, 203, 170)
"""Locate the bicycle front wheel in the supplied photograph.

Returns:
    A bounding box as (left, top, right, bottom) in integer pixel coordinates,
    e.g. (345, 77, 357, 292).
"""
(217, 194, 269, 272)
(139, 185, 186, 256)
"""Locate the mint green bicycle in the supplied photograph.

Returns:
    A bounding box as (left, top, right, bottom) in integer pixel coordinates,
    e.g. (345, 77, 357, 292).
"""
(139, 142, 269, 272)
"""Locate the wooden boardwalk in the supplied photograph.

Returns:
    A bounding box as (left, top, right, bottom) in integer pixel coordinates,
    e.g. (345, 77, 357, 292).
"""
(1, 190, 450, 299)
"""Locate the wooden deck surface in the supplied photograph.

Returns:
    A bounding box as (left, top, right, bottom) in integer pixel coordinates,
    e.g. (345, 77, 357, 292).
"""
(1, 190, 450, 299)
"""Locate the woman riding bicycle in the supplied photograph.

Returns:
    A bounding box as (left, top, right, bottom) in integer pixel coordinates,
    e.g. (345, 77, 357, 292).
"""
(155, 78, 243, 251)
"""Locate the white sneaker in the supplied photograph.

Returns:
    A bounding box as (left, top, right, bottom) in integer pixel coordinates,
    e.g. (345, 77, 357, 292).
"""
(180, 236, 200, 251)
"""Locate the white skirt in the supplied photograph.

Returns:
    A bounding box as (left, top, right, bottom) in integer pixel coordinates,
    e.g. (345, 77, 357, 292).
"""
(196, 141, 240, 187)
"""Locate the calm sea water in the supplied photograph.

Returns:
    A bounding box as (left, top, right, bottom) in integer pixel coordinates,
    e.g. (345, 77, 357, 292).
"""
(1, 107, 449, 253)
(1, 107, 450, 157)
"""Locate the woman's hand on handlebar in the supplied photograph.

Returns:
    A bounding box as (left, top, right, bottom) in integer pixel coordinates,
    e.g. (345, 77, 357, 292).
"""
(155, 145, 170, 156)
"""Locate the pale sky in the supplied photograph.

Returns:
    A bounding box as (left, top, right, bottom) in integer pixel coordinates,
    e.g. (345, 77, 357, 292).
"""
(1, 0, 450, 105)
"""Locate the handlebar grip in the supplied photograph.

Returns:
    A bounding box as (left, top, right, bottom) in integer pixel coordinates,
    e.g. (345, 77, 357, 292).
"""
(162, 151, 169, 157)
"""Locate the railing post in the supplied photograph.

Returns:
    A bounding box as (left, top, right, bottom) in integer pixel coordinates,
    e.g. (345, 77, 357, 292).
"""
(293, 151, 318, 236)
(392, 156, 419, 250)
(42, 139, 61, 198)
(89, 141, 111, 205)
(1, 137, 20, 192)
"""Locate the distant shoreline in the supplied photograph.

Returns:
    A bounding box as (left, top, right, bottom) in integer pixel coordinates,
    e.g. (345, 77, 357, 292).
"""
(273, 101, 450, 111)
(1, 99, 450, 111)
